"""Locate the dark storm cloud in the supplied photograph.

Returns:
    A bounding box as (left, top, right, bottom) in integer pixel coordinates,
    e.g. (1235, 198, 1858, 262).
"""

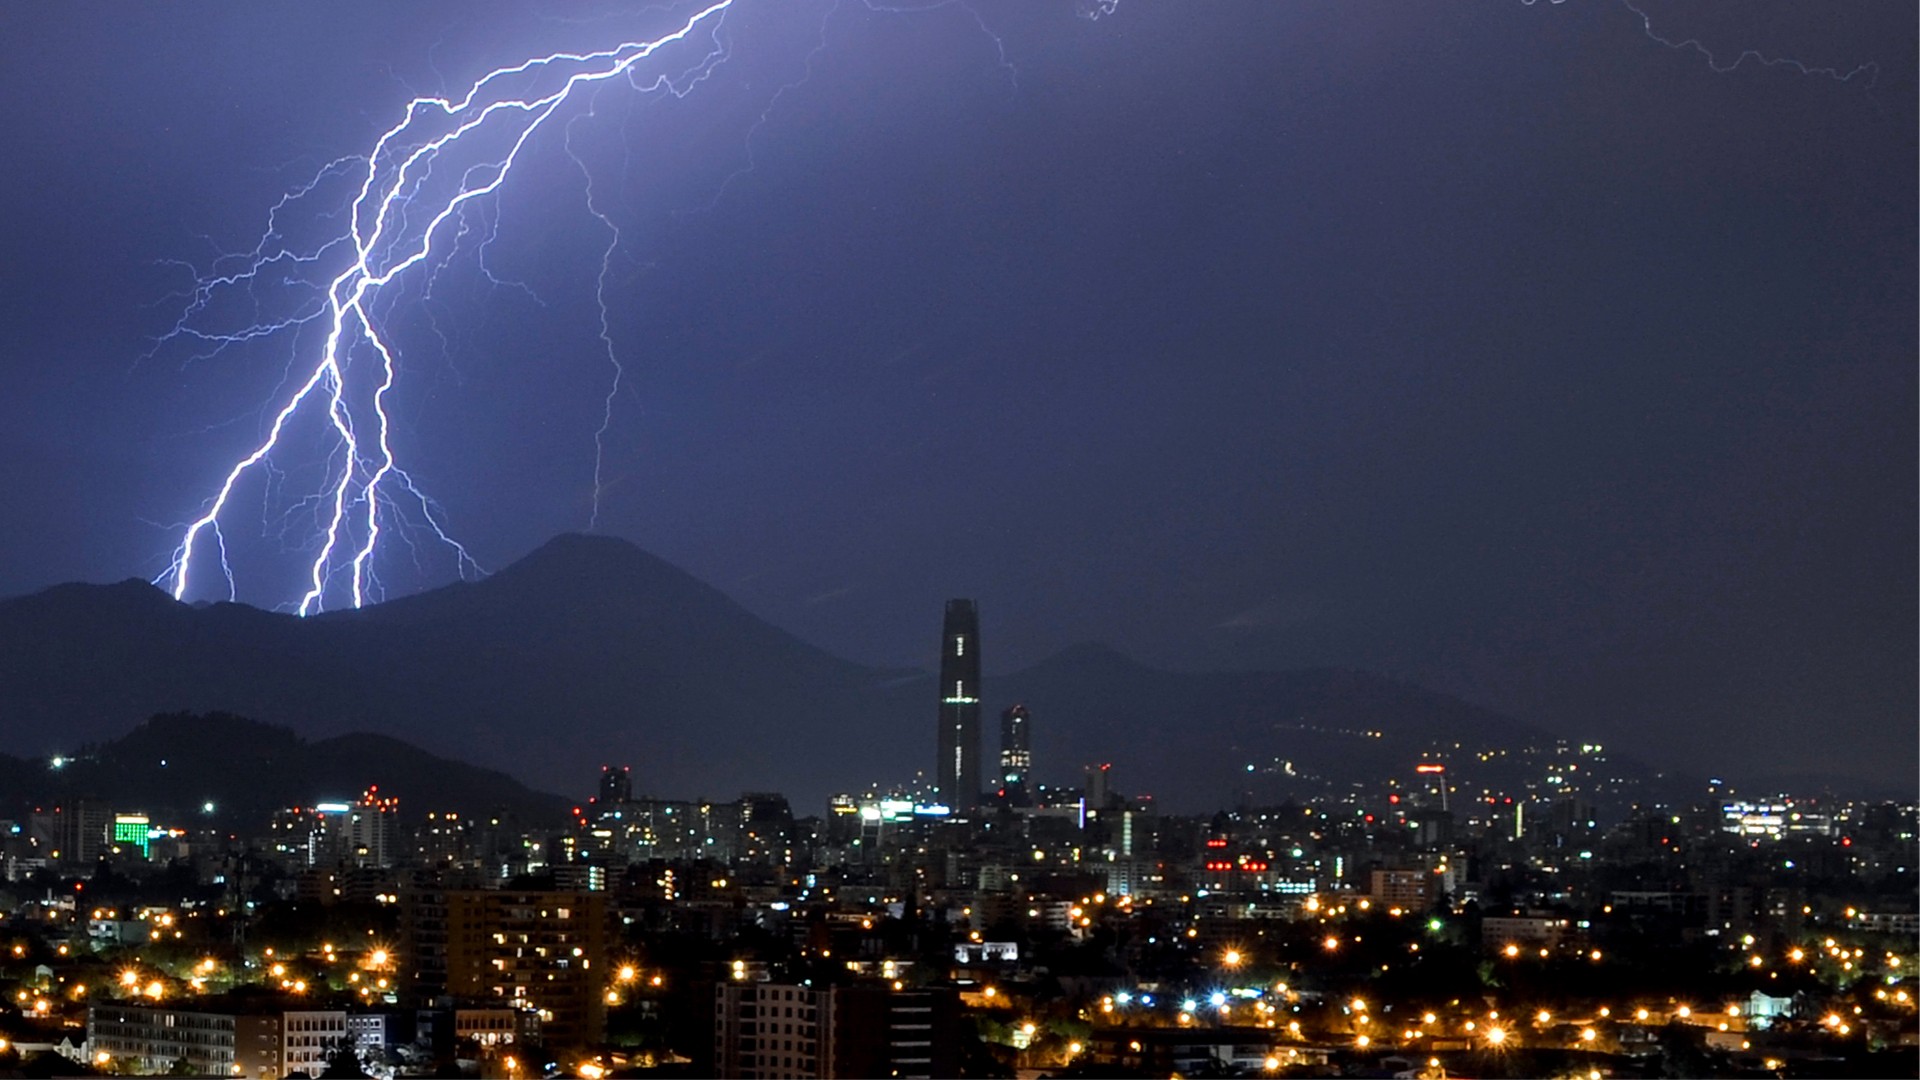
(0, 1, 1912, 788)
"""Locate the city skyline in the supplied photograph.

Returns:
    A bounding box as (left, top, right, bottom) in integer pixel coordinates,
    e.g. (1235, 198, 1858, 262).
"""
(7, 693, 1912, 1077)
(0, 3, 1912, 1076)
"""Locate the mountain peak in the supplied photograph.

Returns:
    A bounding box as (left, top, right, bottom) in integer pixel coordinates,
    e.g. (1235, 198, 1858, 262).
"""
(524, 531, 651, 563)
(491, 532, 696, 590)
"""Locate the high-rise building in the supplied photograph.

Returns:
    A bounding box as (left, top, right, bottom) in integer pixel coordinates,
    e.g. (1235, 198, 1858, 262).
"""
(741, 793, 795, 865)
(348, 787, 399, 868)
(1087, 762, 1113, 811)
(400, 887, 612, 1048)
(935, 599, 982, 811)
(999, 705, 1031, 800)
(45, 798, 114, 866)
(598, 765, 632, 805)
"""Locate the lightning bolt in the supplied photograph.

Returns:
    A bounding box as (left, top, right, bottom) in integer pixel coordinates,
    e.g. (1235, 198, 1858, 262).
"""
(152, 0, 1861, 615)
(155, 1, 742, 612)
(152, 0, 1023, 613)
(1526, 0, 1879, 87)
(1613, 0, 1878, 85)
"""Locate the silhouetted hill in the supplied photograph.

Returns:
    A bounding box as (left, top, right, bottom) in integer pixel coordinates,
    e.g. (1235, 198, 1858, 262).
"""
(0, 533, 1657, 811)
(0, 535, 921, 808)
(0, 712, 569, 826)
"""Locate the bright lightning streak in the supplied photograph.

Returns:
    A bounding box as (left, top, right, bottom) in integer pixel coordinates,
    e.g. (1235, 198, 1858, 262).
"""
(157, 0, 741, 612)
(566, 114, 626, 534)
(151, 0, 1863, 615)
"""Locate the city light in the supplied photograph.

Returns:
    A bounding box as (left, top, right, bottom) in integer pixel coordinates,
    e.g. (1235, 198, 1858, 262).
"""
(1, 599, 1906, 1072)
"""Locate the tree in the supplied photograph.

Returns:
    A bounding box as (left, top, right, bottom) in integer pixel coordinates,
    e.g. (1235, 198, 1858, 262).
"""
(319, 1045, 370, 1080)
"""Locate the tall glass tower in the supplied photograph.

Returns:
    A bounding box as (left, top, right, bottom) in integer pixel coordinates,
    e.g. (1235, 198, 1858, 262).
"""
(936, 599, 982, 810)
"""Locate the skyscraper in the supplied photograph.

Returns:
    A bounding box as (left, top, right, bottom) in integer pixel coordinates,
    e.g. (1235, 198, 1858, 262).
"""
(999, 704, 1031, 801)
(598, 764, 632, 805)
(936, 599, 981, 811)
(348, 786, 398, 868)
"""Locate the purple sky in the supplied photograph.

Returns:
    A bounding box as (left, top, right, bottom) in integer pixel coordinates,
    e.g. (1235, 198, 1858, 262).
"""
(0, 1, 1913, 788)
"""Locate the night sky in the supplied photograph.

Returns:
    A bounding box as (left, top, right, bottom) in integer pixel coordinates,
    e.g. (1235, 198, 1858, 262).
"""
(1, 1, 1913, 789)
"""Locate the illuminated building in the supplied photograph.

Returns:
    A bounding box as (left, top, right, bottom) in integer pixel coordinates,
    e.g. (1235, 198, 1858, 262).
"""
(400, 888, 611, 1048)
(45, 799, 113, 866)
(349, 787, 399, 868)
(584, 796, 745, 862)
(111, 814, 152, 858)
(1720, 800, 1836, 839)
(741, 793, 795, 865)
(826, 794, 861, 845)
(269, 803, 351, 867)
(88, 1002, 344, 1078)
(282, 1010, 351, 1078)
(935, 599, 982, 812)
(713, 983, 961, 1079)
(999, 705, 1031, 800)
(1367, 868, 1430, 909)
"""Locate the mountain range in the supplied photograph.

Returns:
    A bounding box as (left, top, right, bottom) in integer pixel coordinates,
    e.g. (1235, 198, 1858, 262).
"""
(0, 533, 1639, 813)
(0, 711, 570, 826)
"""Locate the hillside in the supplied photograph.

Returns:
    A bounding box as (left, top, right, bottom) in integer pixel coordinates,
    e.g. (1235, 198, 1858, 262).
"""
(0, 712, 571, 826)
(0, 534, 1616, 811)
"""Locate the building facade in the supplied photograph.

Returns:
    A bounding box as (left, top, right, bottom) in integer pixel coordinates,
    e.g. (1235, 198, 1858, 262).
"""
(402, 887, 612, 1048)
(999, 704, 1031, 800)
(936, 599, 982, 811)
(88, 1003, 327, 1079)
(713, 983, 961, 1079)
